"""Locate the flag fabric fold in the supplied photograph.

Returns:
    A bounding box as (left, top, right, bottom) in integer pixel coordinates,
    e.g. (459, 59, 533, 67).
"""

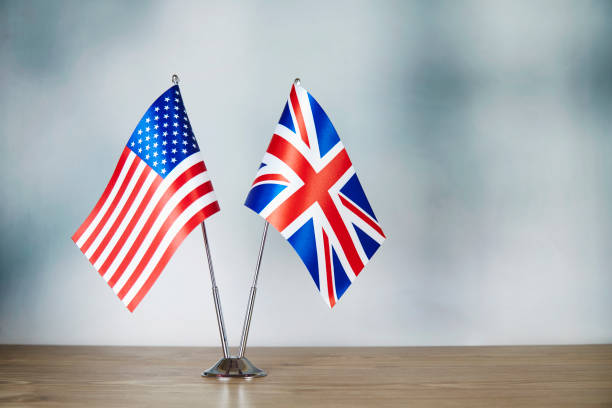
(245, 83, 385, 308)
(73, 85, 219, 312)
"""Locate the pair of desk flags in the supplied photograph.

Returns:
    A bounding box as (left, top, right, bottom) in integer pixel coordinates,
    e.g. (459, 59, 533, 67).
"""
(72, 80, 386, 312)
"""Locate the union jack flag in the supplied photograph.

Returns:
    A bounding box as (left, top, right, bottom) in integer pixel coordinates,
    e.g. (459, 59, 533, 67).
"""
(245, 82, 385, 308)
(73, 84, 219, 311)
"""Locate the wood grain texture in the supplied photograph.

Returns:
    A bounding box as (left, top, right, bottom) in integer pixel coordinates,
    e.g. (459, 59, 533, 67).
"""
(0, 345, 611, 407)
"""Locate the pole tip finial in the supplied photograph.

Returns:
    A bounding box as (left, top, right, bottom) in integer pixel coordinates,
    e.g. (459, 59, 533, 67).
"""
(294, 78, 301, 86)
(172, 74, 180, 85)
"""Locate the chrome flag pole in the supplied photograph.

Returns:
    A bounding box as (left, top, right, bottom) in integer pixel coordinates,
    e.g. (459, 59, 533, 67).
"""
(170, 75, 229, 358)
(205, 78, 307, 378)
(238, 79, 300, 359)
(174, 73, 231, 361)
(169, 74, 229, 367)
(202, 220, 268, 378)
(200, 222, 230, 359)
(238, 220, 269, 358)
(238, 80, 301, 357)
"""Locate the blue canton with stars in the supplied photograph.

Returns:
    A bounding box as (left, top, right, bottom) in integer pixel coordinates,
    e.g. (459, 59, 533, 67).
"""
(127, 85, 200, 178)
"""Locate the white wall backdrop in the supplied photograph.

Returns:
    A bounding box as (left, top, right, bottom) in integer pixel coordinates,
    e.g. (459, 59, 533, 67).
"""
(1, 0, 611, 346)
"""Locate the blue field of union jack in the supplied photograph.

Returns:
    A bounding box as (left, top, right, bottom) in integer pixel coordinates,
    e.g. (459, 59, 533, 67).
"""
(245, 82, 385, 308)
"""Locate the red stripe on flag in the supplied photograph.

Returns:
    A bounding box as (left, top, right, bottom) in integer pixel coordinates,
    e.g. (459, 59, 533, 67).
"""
(290, 85, 309, 147)
(108, 161, 207, 287)
(266, 134, 313, 181)
(72, 147, 130, 243)
(322, 229, 335, 308)
(252, 173, 289, 185)
(89, 166, 152, 266)
(126, 201, 220, 312)
(80, 157, 140, 254)
(118, 181, 215, 299)
(319, 195, 365, 276)
(338, 195, 385, 238)
(99, 174, 162, 277)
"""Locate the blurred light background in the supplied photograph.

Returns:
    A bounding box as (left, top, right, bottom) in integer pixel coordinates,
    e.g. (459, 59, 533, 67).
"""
(1, 0, 611, 346)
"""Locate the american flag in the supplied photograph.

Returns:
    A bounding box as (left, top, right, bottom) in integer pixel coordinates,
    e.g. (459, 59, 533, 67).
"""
(245, 82, 385, 308)
(72, 85, 219, 312)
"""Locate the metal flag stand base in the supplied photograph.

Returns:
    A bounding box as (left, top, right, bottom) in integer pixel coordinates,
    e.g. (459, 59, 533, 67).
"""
(202, 356, 266, 378)
(202, 220, 270, 378)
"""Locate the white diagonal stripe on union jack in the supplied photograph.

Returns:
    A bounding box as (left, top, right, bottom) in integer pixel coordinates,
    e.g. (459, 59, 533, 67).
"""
(245, 83, 385, 308)
(73, 85, 219, 311)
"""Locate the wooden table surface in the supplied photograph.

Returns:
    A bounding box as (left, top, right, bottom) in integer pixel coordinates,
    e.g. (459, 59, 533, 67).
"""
(1, 345, 611, 407)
